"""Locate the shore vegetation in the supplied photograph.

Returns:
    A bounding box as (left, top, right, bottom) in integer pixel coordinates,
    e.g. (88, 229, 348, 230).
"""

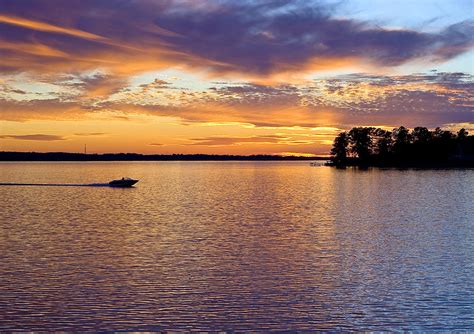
(329, 126, 474, 167)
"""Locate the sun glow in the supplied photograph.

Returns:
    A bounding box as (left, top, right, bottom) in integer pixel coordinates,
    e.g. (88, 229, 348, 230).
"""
(0, 1, 472, 155)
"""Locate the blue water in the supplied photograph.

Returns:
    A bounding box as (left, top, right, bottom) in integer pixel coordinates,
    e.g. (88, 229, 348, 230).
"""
(0, 161, 473, 331)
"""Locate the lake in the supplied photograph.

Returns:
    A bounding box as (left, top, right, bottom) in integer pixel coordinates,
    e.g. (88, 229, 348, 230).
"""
(0, 161, 473, 331)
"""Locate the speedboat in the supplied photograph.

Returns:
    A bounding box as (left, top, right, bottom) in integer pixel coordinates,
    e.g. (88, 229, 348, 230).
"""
(109, 177, 138, 187)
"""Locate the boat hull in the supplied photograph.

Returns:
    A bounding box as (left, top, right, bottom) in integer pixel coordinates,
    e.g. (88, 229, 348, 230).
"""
(108, 179, 138, 187)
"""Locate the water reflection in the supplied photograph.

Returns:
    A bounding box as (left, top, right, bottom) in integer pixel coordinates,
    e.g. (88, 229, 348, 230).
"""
(0, 162, 473, 331)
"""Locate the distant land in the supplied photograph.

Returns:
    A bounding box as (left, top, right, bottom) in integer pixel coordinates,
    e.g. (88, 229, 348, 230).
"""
(0, 152, 325, 161)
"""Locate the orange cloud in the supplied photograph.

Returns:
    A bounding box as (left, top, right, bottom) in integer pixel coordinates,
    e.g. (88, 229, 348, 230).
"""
(0, 1, 472, 80)
(0, 14, 106, 40)
(0, 98, 90, 121)
(0, 134, 66, 141)
(188, 135, 290, 146)
(0, 40, 68, 58)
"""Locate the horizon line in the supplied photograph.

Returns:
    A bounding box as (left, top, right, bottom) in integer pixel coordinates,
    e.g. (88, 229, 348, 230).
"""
(0, 151, 328, 161)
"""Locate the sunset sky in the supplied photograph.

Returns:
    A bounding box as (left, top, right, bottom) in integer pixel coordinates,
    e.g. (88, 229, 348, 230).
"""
(1, 0, 473, 155)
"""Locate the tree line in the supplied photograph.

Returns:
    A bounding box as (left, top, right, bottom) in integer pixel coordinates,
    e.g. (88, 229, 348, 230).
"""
(0, 152, 320, 161)
(329, 126, 474, 167)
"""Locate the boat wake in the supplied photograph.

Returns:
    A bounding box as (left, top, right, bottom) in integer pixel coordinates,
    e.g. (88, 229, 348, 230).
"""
(0, 177, 138, 188)
(0, 183, 112, 187)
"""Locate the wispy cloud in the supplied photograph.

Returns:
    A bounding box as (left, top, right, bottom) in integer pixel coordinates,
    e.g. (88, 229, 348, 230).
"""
(0, 134, 66, 141)
(187, 134, 319, 147)
(0, 1, 472, 77)
(73, 132, 107, 136)
(0, 98, 90, 121)
(189, 135, 289, 146)
(0, 14, 106, 41)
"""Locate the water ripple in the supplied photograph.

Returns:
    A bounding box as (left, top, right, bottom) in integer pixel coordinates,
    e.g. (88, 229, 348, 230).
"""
(0, 162, 473, 331)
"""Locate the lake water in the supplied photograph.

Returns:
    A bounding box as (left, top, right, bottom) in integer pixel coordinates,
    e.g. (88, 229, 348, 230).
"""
(1, 161, 473, 331)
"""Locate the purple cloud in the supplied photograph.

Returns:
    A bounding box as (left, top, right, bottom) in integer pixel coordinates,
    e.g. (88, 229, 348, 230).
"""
(0, 0, 472, 75)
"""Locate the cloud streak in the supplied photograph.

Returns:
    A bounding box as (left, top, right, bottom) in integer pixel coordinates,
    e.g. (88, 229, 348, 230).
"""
(0, 0, 472, 77)
(0, 14, 106, 40)
(0, 134, 66, 141)
(73, 132, 107, 136)
(189, 135, 290, 146)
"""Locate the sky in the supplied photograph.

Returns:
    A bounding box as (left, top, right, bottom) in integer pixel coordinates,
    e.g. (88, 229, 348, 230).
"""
(0, 0, 473, 156)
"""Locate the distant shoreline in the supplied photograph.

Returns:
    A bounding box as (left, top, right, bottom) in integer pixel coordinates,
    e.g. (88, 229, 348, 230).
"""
(0, 151, 326, 161)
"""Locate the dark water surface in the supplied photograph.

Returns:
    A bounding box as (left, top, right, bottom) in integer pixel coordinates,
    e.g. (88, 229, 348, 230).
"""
(1, 161, 473, 331)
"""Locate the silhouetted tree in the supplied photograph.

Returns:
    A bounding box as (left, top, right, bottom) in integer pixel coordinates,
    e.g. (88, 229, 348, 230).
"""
(392, 126, 411, 159)
(433, 127, 444, 138)
(348, 127, 374, 162)
(392, 126, 411, 145)
(457, 128, 468, 139)
(412, 127, 431, 143)
(330, 132, 349, 163)
(373, 128, 393, 159)
(329, 125, 474, 167)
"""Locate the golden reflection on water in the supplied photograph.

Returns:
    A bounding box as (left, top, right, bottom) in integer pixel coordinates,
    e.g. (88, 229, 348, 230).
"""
(0, 162, 473, 331)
